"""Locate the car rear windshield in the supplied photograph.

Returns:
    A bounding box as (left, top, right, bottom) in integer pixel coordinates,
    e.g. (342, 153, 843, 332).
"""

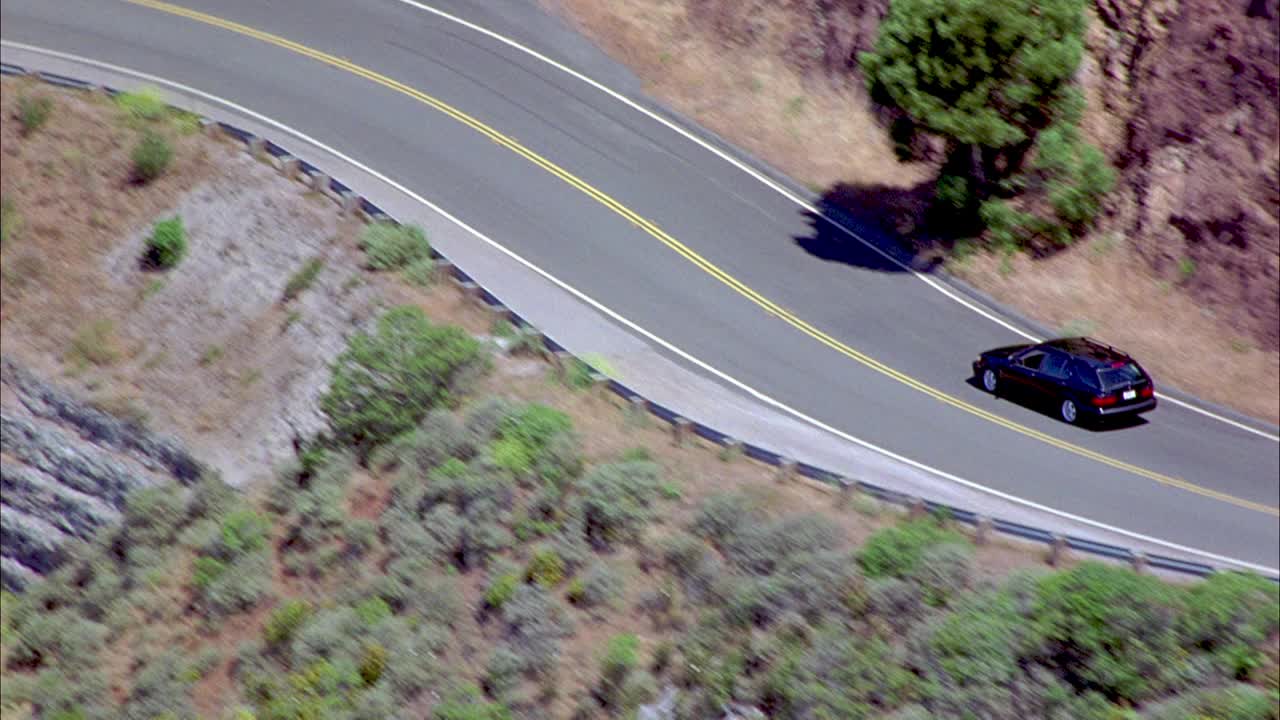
(1097, 363, 1144, 391)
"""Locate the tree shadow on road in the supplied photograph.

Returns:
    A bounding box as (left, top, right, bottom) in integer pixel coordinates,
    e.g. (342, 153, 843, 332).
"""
(795, 179, 978, 274)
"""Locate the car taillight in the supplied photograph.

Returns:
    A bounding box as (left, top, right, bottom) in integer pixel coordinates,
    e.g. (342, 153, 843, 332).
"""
(1092, 395, 1118, 407)
(1141, 384, 1153, 398)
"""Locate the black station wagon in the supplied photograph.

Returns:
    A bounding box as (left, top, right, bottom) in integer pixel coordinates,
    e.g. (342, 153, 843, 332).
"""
(972, 337, 1157, 425)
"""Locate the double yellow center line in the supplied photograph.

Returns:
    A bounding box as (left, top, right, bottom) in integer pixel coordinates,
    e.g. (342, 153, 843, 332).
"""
(123, 0, 1277, 516)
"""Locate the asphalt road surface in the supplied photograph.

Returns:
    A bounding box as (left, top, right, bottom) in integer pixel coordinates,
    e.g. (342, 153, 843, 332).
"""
(3, 0, 1277, 568)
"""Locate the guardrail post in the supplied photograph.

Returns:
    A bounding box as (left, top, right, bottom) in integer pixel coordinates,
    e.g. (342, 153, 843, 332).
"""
(200, 118, 223, 140)
(279, 156, 301, 182)
(340, 190, 360, 216)
(310, 171, 331, 196)
(248, 136, 267, 161)
(433, 259, 456, 284)
(627, 396, 648, 426)
(1046, 534, 1068, 567)
(672, 417, 692, 447)
(484, 302, 512, 325)
(836, 477, 854, 506)
(908, 496, 926, 519)
(974, 515, 993, 546)
(776, 458, 796, 484)
(550, 350, 574, 380)
(589, 371, 610, 399)
(719, 438, 743, 463)
(1130, 551, 1148, 574)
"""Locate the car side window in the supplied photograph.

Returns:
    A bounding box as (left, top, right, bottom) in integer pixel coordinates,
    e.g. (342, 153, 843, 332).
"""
(1019, 351, 1045, 370)
(1040, 352, 1070, 379)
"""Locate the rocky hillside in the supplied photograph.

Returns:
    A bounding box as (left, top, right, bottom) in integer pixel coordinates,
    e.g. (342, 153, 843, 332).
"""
(0, 356, 204, 590)
(673, 0, 1280, 351)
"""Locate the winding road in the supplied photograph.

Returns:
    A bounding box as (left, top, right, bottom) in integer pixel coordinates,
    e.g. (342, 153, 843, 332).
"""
(2, 0, 1277, 569)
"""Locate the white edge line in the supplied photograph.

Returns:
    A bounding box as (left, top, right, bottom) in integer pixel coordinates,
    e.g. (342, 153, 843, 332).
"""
(389, 0, 1280, 444)
(6, 40, 1275, 578)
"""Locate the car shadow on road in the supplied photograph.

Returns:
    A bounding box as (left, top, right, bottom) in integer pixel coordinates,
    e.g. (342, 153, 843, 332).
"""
(962, 376, 1151, 432)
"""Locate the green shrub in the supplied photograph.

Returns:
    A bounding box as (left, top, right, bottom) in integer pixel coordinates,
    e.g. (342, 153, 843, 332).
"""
(501, 585, 571, 676)
(402, 256, 436, 288)
(483, 646, 524, 700)
(1141, 683, 1277, 720)
(118, 650, 197, 720)
(282, 256, 325, 301)
(115, 87, 167, 121)
(485, 572, 521, 611)
(320, 306, 488, 455)
(493, 403, 580, 484)
(354, 596, 392, 626)
(1031, 123, 1116, 231)
(726, 514, 841, 576)
(264, 600, 312, 647)
(0, 195, 21, 247)
(936, 174, 974, 211)
(597, 633, 641, 707)
(762, 624, 916, 720)
(143, 216, 187, 269)
(431, 686, 513, 720)
(358, 642, 388, 686)
(219, 509, 271, 557)
(358, 221, 431, 270)
(857, 518, 966, 579)
(17, 94, 53, 135)
(122, 483, 188, 549)
(1179, 570, 1280, 679)
(572, 460, 663, 549)
(525, 547, 566, 588)
(131, 130, 173, 182)
(912, 589, 1029, 717)
(1032, 561, 1185, 702)
(567, 561, 625, 610)
(910, 542, 975, 606)
(691, 492, 760, 546)
(193, 550, 271, 619)
(7, 609, 107, 672)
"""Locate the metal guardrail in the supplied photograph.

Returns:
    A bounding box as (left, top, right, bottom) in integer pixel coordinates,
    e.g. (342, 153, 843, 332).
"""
(4, 62, 1272, 584)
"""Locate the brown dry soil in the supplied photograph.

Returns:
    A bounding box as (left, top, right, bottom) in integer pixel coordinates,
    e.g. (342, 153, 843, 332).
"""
(541, 0, 1280, 425)
(1, 77, 1059, 717)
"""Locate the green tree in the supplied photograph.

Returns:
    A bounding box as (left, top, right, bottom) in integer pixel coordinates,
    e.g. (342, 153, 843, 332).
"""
(861, 0, 1088, 159)
(320, 306, 488, 456)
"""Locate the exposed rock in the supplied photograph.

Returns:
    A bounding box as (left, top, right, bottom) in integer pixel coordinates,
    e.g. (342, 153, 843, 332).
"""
(1104, 0, 1280, 350)
(0, 356, 203, 590)
(0, 460, 121, 539)
(2, 413, 158, 509)
(1, 356, 204, 482)
(0, 505, 71, 577)
(637, 685, 679, 720)
(721, 703, 766, 720)
(0, 557, 40, 593)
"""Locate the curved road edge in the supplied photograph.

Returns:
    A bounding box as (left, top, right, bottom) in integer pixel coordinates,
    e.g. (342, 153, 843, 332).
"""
(3, 40, 1274, 580)
(391, 0, 1279, 441)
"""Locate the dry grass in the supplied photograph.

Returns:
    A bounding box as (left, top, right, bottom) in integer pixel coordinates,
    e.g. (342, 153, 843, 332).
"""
(541, 0, 1280, 425)
(543, 0, 929, 191)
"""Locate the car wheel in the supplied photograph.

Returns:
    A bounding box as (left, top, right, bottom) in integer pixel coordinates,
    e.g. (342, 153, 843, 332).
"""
(982, 368, 999, 394)
(1060, 398, 1079, 425)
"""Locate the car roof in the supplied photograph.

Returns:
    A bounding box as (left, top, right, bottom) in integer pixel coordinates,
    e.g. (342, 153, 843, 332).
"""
(1042, 337, 1134, 367)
